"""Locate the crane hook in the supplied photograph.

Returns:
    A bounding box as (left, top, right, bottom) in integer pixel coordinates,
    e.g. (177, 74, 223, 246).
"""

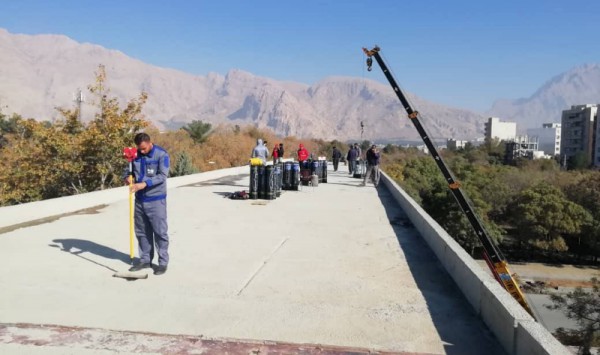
(366, 57, 373, 71)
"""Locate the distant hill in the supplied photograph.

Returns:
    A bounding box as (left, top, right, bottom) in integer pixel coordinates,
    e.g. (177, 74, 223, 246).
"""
(0, 28, 487, 140)
(487, 64, 600, 130)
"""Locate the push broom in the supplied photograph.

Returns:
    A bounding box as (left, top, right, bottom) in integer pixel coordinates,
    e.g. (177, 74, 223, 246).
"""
(113, 147, 148, 280)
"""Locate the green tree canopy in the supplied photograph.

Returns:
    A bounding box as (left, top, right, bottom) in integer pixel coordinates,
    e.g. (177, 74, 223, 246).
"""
(508, 183, 592, 251)
(182, 120, 212, 144)
(564, 173, 600, 260)
(568, 151, 591, 170)
(171, 151, 198, 177)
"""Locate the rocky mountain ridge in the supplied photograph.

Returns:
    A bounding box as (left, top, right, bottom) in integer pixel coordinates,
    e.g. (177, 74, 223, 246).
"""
(0, 28, 488, 141)
(7, 28, 599, 141)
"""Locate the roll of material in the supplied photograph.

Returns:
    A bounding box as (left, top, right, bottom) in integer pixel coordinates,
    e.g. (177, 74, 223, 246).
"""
(265, 165, 274, 200)
(249, 165, 259, 199)
(283, 161, 292, 190)
(258, 165, 266, 199)
(291, 162, 300, 191)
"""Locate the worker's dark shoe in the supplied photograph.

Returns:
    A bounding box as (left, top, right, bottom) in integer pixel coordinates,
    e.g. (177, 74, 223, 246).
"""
(154, 265, 167, 276)
(129, 263, 151, 272)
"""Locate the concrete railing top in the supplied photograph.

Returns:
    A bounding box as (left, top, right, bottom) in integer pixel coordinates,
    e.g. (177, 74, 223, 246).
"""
(0, 166, 247, 230)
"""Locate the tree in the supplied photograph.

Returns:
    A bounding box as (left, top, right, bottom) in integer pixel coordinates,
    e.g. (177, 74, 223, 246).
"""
(360, 140, 371, 154)
(171, 152, 198, 177)
(0, 117, 84, 204)
(0, 65, 150, 205)
(314, 139, 344, 158)
(547, 278, 600, 354)
(399, 156, 445, 205)
(568, 151, 591, 170)
(76, 64, 149, 191)
(0, 113, 21, 148)
(508, 183, 592, 251)
(182, 120, 212, 144)
(382, 143, 398, 155)
(565, 173, 600, 261)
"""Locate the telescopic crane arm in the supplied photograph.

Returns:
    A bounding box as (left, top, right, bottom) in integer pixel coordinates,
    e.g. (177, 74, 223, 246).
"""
(363, 46, 534, 316)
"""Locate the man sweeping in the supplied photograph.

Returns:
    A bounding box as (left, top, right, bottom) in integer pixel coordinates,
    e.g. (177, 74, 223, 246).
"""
(127, 133, 171, 276)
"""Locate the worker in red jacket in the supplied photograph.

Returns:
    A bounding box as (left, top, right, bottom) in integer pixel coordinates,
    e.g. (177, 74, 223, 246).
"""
(297, 144, 309, 164)
(272, 143, 280, 163)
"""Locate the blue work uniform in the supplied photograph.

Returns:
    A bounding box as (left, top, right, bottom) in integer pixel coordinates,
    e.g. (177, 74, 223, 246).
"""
(131, 144, 170, 266)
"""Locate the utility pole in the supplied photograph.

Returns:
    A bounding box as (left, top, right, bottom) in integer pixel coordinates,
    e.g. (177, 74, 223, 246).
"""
(360, 121, 364, 140)
(74, 88, 85, 121)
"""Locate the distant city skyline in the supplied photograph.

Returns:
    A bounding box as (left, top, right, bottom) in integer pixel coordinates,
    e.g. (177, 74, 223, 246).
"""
(0, 0, 598, 112)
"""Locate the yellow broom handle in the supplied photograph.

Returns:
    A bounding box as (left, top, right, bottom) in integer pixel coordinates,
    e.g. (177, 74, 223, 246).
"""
(129, 173, 134, 260)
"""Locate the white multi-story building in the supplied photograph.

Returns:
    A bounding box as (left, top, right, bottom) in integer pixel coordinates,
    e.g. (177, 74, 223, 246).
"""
(446, 138, 468, 150)
(484, 117, 517, 142)
(527, 123, 561, 156)
(560, 104, 599, 167)
(504, 135, 542, 164)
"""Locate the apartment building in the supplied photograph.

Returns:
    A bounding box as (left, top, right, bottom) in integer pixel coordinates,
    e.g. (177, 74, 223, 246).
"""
(560, 104, 599, 167)
(484, 117, 516, 142)
(527, 123, 561, 156)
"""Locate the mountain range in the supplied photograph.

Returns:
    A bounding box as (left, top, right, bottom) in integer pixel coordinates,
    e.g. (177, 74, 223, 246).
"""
(1, 28, 598, 141)
(488, 64, 600, 130)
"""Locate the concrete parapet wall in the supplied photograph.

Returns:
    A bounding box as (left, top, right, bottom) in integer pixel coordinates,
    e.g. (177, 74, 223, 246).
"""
(0, 166, 248, 230)
(380, 171, 569, 355)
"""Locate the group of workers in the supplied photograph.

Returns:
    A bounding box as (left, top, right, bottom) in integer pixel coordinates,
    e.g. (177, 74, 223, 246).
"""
(250, 139, 286, 165)
(124, 133, 381, 277)
(251, 139, 312, 166)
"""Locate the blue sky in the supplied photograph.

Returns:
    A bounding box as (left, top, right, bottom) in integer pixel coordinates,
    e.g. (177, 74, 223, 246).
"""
(0, 0, 598, 111)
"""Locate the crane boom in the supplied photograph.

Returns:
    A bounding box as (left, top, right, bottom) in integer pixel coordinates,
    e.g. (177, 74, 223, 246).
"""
(363, 46, 533, 316)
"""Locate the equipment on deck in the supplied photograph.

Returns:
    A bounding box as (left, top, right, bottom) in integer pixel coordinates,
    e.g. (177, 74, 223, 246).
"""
(353, 160, 365, 179)
(291, 162, 300, 190)
(113, 147, 148, 280)
(283, 161, 293, 190)
(363, 46, 534, 316)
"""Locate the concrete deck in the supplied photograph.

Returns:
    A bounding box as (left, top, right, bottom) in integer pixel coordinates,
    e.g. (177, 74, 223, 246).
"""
(0, 167, 503, 354)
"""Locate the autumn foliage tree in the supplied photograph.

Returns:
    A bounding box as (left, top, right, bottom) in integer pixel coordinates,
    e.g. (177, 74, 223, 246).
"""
(76, 65, 149, 191)
(0, 65, 149, 205)
(0, 116, 84, 203)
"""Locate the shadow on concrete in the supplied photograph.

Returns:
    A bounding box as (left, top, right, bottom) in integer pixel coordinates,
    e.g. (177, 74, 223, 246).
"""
(325, 181, 363, 187)
(180, 174, 248, 189)
(543, 263, 565, 268)
(49, 238, 132, 272)
(213, 191, 234, 198)
(375, 185, 505, 355)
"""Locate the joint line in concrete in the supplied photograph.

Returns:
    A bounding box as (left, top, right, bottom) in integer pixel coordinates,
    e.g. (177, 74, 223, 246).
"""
(236, 238, 289, 296)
